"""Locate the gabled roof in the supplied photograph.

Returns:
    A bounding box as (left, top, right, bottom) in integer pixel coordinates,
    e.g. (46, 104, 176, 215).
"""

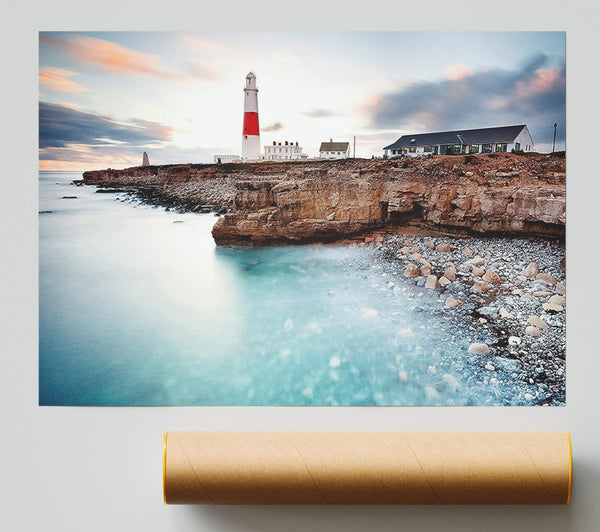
(320, 142, 350, 152)
(383, 125, 529, 150)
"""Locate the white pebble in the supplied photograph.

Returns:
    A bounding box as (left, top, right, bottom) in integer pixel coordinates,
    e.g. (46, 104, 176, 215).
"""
(329, 356, 341, 368)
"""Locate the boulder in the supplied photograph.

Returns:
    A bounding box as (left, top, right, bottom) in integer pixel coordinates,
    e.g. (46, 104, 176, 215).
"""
(527, 315, 548, 329)
(536, 273, 558, 286)
(468, 343, 491, 355)
(472, 267, 485, 277)
(548, 294, 566, 306)
(425, 275, 438, 289)
(444, 267, 456, 281)
(525, 325, 542, 337)
(499, 307, 514, 319)
(445, 297, 463, 308)
(482, 268, 501, 284)
(404, 263, 420, 277)
(522, 262, 539, 278)
(542, 302, 564, 312)
(439, 276, 451, 287)
(436, 243, 451, 252)
(472, 280, 489, 293)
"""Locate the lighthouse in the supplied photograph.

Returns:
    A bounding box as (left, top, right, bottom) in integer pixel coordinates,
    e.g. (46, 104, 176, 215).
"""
(242, 72, 260, 161)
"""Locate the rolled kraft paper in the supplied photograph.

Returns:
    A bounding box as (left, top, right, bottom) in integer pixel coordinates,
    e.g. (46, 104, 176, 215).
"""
(163, 431, 572, 505)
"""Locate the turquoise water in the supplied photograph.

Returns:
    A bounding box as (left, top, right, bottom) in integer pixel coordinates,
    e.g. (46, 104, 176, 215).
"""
(39, 172, 533, 406)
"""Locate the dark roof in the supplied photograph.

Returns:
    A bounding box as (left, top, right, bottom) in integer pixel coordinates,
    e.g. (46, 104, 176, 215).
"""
(383, 125, 529, 150)
(319, 142, 349, 152)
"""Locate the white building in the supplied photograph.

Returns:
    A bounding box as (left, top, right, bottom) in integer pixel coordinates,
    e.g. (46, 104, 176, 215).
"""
(319, 139, 350, 159)
(383, 125, 535, 158)
(263, 141, 308, 161)
(213, 154, 241, 164)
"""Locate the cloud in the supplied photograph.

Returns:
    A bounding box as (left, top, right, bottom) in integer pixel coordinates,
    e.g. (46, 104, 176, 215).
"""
(444, 63, 472, 81)
(39, 67, 88, 92)
(369, 54, 565, 146)
(302, 109, 339, 118)
(38, 102, 219, 170)
(181, 35, 228, 56)
(262, 121, 284, 132)
(186, 60, 221, 81)
(39, 102, 174, 149)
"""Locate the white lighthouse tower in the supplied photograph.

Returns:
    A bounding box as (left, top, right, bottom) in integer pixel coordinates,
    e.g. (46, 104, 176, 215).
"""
(242, 72, 260, 162)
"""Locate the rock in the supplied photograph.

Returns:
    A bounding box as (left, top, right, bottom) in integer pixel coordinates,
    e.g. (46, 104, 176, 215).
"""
(527, 315, 548, 329)
(420, 266, 431, 276)
(525, 325, 542, 337)
(468, 342, 490, 355)
(467, 256, 485, 266)
(533, 291, 553, 297)
(444, 267, 456, 281)
(427, 365, 437, 375)
(479, 317, 487, 324)
(482, 269, 501, 284)
(404, 263, 420, 277)
(439, 276, 451, 287)
(472, 266, 485, 277)
(472, 280, 489, 293)
(522, 262, 539, 278)
(508, 336, 522, 346)
(516, 275, 528, 282)
(524, 393, 535, 401)
(555, 282, 566, 295)
(425, 275, 438, 289)
(445, 296, 463, 308)
(485, 363, 496, 371)
(520, 293, 534, 302)
(542, 302, 564, 312)
(499, 307, 514, 319)
(426, 242, 435, 250)
(398, 370, 408, 383)
(536, 273, 558, 285)
(463, 247, 474, 257)
(436, 243, 451, 252)
(548, 295, 566, 306)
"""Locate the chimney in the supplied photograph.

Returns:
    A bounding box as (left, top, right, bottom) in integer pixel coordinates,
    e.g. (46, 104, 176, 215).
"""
(330, 138, 332, 142)
(285, 141, 288, 145)
(273, 141, 276, 145)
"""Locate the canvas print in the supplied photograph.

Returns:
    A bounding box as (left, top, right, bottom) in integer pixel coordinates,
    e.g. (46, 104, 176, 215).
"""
(39, 31, 566, 406)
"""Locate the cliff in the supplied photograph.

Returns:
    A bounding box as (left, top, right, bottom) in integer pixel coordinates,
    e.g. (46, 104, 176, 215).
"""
(82, 153, 565, 244)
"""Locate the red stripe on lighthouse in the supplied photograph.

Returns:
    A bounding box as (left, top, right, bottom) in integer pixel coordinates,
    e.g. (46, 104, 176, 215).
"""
(243, 112, 259, 136)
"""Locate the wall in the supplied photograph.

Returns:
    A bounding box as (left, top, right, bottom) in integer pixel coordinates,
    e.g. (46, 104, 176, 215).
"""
(3, 2, 600, 532)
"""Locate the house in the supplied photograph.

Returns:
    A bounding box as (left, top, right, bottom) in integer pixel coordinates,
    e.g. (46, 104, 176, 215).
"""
(263, 141, 308, 161)
(319, 139, 350, 159)
(213, 154, 241, 164)
(383, 125, 535, 158)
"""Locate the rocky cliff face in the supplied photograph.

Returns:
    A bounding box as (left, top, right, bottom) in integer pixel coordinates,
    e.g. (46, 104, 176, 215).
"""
(212, 153, 565, 244)
(82, 153, 565, 244)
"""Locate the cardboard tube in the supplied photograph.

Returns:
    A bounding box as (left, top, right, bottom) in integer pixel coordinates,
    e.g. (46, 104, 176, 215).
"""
(163, 431, 572, 505)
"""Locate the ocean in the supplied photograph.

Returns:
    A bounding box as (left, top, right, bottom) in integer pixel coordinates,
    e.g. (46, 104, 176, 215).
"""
(39, 171, 538, 405)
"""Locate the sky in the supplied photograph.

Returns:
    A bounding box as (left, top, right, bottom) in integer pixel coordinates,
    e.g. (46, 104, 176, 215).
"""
(39, 31, 566, 171)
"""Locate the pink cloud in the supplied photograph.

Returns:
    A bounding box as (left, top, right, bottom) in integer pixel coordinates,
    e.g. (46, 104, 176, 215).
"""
(40, 35, 180, 79)
(39, 67, 88, 92)
(516, 68, 562, 96)
(444, 63, 472, 81)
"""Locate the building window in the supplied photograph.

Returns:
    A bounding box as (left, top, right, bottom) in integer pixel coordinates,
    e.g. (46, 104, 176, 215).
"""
(409, 147, 416, 153)
(482, 143, 493, 153)
(424, 146, 433, 153)
(495, 143, 507, 152)
(452, 144, 462, 154)
(515, 143, 521, 151)
(469, 145, 479, 154)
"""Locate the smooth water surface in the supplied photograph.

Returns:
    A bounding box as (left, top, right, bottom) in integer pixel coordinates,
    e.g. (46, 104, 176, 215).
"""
(39, 172, 534, 405)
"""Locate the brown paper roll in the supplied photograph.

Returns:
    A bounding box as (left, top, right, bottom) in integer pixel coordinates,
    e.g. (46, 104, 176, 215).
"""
(163, 431, 572, 505)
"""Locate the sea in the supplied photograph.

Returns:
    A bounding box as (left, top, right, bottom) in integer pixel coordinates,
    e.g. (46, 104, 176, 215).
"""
(39, 171, 537, 406)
